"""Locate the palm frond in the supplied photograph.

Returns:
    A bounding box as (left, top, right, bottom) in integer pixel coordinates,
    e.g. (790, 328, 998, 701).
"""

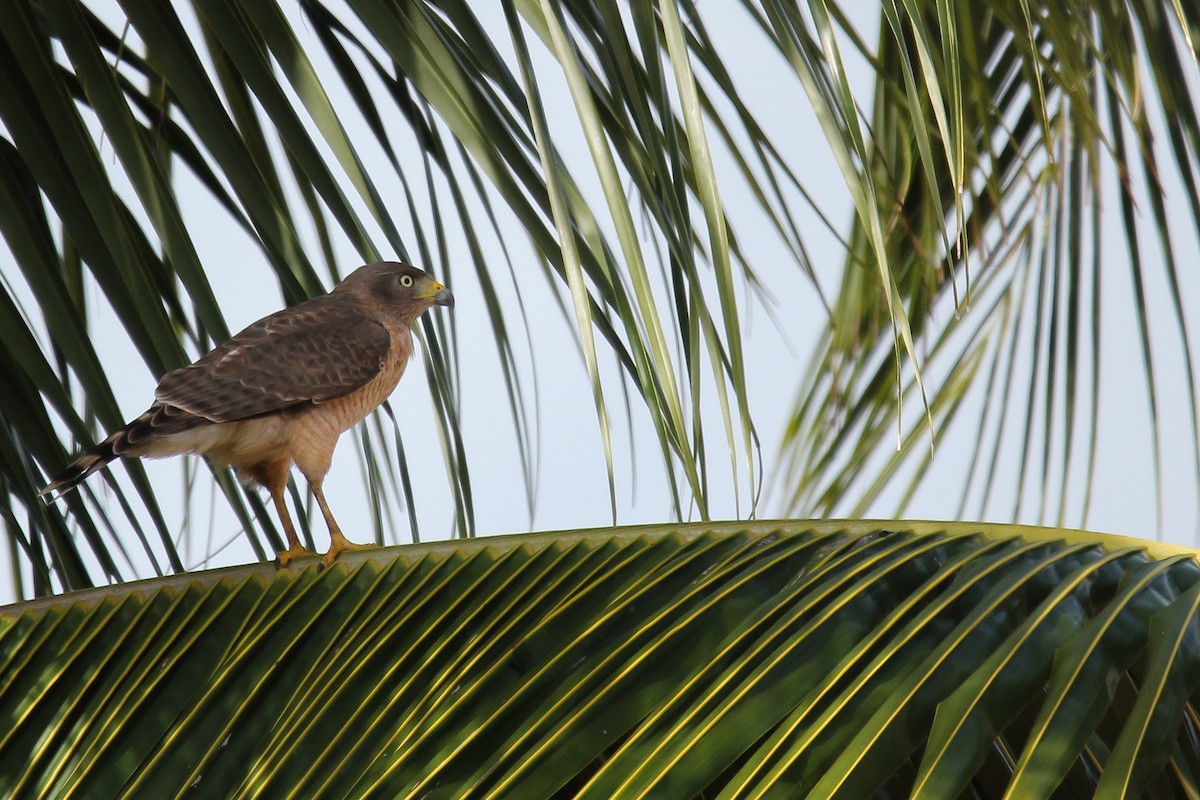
(0, 0, 795, 595)
(1, 521, 1197, 797)
(781, 1, 1200, 532)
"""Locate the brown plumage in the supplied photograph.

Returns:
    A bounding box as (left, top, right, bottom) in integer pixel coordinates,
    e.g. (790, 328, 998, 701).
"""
(42, 262, 454, 569)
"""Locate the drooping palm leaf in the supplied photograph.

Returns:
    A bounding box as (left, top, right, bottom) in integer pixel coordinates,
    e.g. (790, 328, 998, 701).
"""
(2, 521, 1198, 797)
(781, 1, 1200, 531)
(0, 0, 793, 596)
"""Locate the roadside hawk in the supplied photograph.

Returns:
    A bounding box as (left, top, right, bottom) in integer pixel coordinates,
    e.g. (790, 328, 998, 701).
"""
(41, 262, 454, 569)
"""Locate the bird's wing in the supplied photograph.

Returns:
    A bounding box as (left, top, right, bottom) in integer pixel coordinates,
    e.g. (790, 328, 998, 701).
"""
(155, 297, 394, 422)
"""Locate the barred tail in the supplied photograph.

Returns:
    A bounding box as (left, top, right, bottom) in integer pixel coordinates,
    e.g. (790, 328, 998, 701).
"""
(39, 429, 130, 499)
(39, 405, 208, 500)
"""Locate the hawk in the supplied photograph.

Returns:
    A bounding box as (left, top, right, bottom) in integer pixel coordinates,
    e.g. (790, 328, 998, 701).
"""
(41, 262, 454, 570)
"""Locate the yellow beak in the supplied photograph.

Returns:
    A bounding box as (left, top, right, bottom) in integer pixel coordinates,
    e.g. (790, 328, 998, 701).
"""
(418, 281, 454, 308)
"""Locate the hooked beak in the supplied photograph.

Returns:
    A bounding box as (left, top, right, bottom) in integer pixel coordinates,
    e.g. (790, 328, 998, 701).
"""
(419, 281, 455, 309)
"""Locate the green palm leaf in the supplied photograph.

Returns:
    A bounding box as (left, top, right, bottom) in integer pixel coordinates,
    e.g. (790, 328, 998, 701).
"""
(2, 521, 1198, 797)
(2, 0, 805, 594)
(781, 0, 1200, 529)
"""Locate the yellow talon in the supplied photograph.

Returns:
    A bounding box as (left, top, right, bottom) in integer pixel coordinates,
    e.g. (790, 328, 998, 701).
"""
(275, 543, 317, 569)
(317, 532, 370, 571)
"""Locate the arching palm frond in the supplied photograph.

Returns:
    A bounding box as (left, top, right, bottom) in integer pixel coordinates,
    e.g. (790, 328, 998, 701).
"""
(2, 521, 1198, 798)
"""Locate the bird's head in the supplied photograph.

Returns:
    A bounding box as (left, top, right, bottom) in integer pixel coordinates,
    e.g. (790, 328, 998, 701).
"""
(336, 262, 454, 323)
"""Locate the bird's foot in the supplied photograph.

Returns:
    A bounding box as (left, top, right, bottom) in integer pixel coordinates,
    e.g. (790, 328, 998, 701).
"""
(274, 543, 317, 569)
(316, 534, 371, 572)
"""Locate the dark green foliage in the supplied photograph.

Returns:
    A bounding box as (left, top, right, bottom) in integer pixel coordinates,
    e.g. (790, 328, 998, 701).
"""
(2, 522, 1198, 798)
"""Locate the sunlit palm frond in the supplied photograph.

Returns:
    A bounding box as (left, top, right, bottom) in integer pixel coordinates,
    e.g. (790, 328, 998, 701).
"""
(2, 521, 1198, 797)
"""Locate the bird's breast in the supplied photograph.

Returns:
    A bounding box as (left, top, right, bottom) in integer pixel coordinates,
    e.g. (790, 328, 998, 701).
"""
(315, 355, 407, 433)
(289, 326, 413, 441)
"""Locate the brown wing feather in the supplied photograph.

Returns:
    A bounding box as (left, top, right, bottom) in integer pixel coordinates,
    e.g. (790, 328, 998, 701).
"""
(155, 295, 393, 422)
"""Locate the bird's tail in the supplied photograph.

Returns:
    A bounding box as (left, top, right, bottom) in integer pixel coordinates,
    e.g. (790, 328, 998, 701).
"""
(39, 428, 130, 500)
(40, 405, 208, 500)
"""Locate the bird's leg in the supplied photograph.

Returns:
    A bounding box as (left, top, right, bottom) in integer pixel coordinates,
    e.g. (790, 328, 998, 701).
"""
(311, 482, 369, 570)
(250, 459, 314, 569)
(272, 483, 316, 568)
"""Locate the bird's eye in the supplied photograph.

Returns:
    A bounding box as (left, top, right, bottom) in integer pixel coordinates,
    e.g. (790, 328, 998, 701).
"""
(400, 275, 414, 288)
